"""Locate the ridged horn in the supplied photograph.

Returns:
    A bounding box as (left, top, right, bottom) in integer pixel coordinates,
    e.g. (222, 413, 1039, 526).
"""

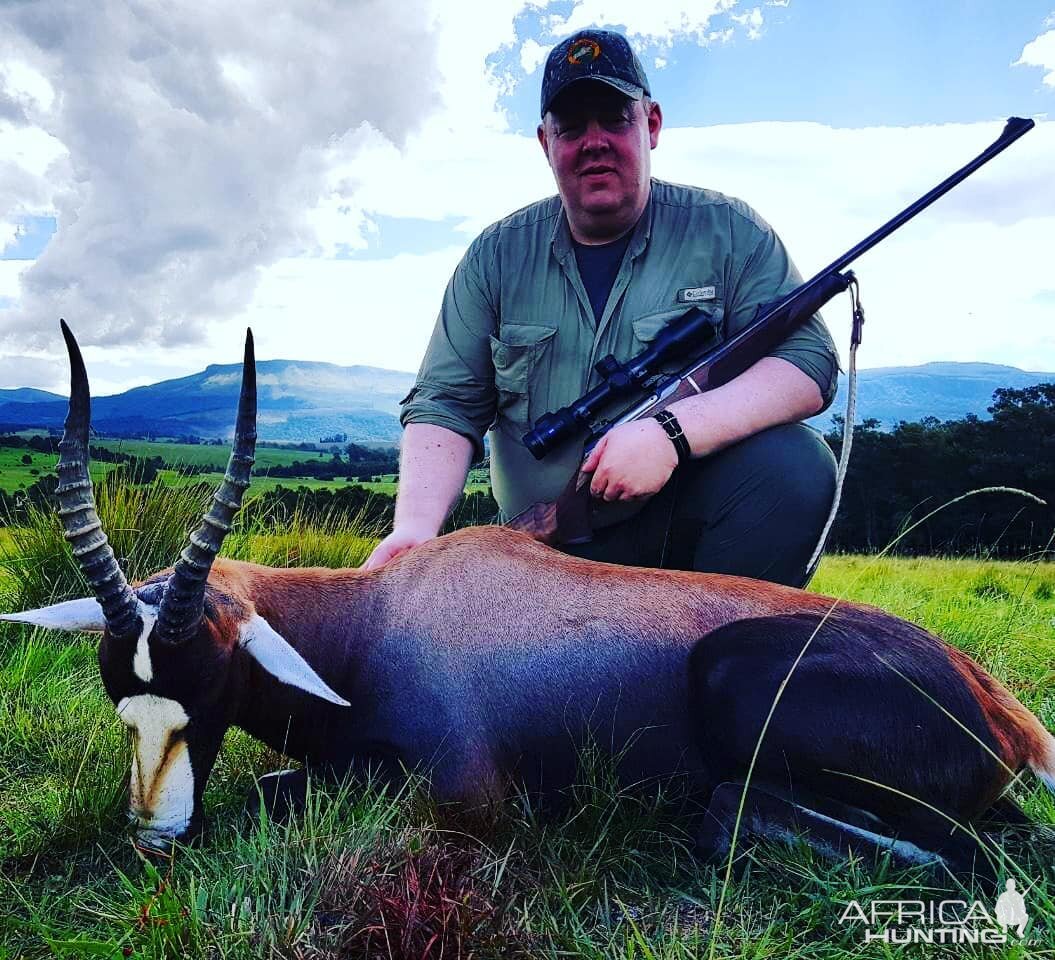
(56, 320, 141, 638)
(156, 330, 256, 645)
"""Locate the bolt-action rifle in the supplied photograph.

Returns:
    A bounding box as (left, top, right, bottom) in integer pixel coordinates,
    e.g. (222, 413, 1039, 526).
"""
(505, 116, 1035, 546)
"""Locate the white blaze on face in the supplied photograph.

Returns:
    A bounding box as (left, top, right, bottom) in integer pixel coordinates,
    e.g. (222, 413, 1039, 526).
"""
(132, 604, 159, 683)
(116, 694, 194, 841)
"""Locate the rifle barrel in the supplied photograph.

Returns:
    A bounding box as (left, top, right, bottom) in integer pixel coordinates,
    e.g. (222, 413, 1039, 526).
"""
(820, 116, 1034, 280)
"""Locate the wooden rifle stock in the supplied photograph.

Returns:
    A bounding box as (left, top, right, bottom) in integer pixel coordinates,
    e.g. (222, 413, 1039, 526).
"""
(505, 117, 1036, 546)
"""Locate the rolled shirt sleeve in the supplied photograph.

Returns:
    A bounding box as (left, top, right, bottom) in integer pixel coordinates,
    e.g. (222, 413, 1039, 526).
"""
(399, 239, 499, 462)
(725, 211, 841, 411)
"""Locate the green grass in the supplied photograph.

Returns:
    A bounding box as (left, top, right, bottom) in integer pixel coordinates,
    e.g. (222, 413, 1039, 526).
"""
(1, 487, 1053, 957)
(156, 469, 358, 495)
(356, 479, 491, 497)
(0, 447, 115, 494)
(0, 440, 385, 494)
(81, 440, 342, 471)
(157, 471, 489, 497)
(0, 440, 494, 498)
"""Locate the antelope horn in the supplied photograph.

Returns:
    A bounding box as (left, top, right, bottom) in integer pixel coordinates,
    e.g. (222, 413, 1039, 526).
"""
(56, 320, 141, 638)
(156, 330, 256, 645)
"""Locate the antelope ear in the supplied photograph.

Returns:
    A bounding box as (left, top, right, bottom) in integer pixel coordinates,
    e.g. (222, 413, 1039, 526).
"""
(238, 614, 350, 707)
(0, 597, 107, 632)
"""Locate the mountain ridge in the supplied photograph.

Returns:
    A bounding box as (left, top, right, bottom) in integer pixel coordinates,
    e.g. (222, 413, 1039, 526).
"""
(810, 361, 1054, 432)
(1, 359, 1051, 442)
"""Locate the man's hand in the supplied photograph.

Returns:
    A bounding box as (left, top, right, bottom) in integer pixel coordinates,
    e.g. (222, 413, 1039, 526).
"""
(580, 418, 678, 502)
(362, 521, 437, 570)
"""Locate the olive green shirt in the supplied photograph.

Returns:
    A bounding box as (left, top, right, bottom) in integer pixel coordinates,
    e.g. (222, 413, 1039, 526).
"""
(400, 179, 839, 520)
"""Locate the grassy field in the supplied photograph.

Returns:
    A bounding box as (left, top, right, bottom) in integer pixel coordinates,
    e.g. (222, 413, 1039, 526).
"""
(151, 472, 491, 498)
(156, 469, 360, 495)
(0, 440, 499, 502)
(69, 440, 346, 470)
(0, 440, 402, 494)
(0, 446, 116, 493)
(1, 488, 1053, 957)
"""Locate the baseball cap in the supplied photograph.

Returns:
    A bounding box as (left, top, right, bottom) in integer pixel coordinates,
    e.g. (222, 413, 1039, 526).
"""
(540, 29, 651, 118)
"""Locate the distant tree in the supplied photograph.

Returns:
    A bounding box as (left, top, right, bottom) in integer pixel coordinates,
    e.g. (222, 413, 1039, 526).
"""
(822, 385, 1054, 558)
(20, 454, 31, 465)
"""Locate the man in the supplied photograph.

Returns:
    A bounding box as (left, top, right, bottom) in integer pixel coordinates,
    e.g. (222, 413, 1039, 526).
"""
(365, 29, 838, 586)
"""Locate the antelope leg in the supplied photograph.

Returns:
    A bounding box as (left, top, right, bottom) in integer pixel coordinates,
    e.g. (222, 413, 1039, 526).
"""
(697, 780, 952, 871)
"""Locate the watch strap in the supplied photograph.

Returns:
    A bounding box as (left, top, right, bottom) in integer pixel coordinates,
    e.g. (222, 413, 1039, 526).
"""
(652, 410, 691, 465)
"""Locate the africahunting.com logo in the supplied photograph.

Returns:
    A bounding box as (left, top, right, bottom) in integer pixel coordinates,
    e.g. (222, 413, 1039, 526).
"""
(838, 879, 1032, 945)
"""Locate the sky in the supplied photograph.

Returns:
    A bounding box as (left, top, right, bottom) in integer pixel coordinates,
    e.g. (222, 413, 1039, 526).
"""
(0, 0, 1053, 396)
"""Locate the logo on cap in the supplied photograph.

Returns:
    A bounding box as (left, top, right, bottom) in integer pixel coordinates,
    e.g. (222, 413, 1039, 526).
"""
(567, 38, 601, 65)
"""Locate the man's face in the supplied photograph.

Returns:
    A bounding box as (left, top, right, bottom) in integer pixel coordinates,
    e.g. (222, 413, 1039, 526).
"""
(537, 83, 662, 242)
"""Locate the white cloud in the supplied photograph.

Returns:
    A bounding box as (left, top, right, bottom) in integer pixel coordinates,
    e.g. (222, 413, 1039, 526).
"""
(319, 125, 553, 243)
(520, 38, 549, 74)
(0, 260, 32, 301)
(0, 354, 61, 392)
(0, 59, 54, 113)
(0, 1, 442, 352)
(545, 0, 758, 47)
(730, 8, 764, 41)
(36, 247, 471, 394)
(0, 119, 67, 243)
(1015, 28, 1055, 87)
(428, 0, 538, 133)
(656, 120, 1055, 371)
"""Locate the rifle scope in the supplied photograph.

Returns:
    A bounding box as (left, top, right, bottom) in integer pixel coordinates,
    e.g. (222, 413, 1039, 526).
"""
(522, 305, 719, 459)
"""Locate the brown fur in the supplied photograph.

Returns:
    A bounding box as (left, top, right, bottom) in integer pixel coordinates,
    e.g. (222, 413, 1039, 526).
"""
(945, 645, 1054, 798)
(76, 525, 1053, 847)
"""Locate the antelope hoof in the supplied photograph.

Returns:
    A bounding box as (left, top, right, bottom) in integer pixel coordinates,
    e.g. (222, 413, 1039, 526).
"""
(247, 768, 309, 823)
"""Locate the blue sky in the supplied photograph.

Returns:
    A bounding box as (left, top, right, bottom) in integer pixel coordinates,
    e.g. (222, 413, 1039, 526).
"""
(1, 1, 1052, 394)
(497, 1, 1054, 130)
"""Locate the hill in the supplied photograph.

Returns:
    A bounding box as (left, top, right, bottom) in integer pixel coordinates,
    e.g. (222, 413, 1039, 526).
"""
(0, 387, 64, 404)
(1, 359, 1051, 442)
(0, 360, 415, 442)
(809, 361, 1054, 431)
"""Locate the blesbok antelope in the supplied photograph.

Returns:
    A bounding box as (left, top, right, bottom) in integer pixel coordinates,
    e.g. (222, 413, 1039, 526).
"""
(3, 322, 1053, 871)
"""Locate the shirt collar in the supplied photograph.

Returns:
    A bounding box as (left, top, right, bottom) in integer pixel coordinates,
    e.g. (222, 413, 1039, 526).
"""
(551, 184, 654, 264)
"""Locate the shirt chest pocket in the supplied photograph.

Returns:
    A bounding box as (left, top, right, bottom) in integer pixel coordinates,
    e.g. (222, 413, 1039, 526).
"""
(489, 323, 558, 430)
(630, 303, 725, 352)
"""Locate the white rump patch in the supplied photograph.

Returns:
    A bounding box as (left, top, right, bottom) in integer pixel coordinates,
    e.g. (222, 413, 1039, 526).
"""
(1034, 733, 1055, 795)
(1, 596, 107, 632)
(117, 694, 194, 839)
(238, 614, 350, 707)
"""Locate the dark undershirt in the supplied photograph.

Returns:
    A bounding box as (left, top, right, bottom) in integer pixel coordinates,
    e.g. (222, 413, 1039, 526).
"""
(572, 231, 633, 322)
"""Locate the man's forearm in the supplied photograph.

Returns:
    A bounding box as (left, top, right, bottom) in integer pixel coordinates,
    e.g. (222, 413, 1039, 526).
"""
(671, 356, 824, 458)
(582, 356, 825, 503)
(393, 423, 475, 535)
